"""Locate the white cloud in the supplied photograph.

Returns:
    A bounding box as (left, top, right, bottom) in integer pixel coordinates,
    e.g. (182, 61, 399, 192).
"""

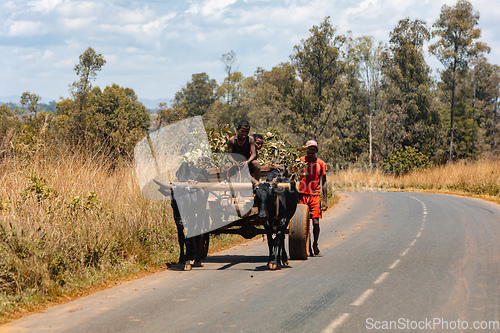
(344, 0, 379, 17)
(186, 2, 200, 15)
(61, 17, 96, 30)
(142, 13, 176, 36)
(27, 0, 62, 13)
(200, 0, 237, 17)
(8, 20, 46, 36)
(56, 1, 106, 18)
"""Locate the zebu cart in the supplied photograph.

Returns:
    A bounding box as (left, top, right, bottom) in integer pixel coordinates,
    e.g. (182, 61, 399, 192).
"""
(154, 165, 311, 261)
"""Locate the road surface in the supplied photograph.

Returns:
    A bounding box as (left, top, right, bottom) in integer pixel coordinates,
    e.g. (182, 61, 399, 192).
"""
(2, 192, 500, 332)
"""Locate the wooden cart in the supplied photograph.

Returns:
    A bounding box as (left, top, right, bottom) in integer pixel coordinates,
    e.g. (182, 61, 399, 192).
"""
(155, 165, 311, 260)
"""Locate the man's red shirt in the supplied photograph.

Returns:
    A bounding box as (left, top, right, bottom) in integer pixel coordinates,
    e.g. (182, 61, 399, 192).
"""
(298, 156, 327, 195)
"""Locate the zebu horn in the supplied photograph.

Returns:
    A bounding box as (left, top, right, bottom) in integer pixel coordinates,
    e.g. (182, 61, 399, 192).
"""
(270, 177, 278, 187)
(251, 177, 260, 187)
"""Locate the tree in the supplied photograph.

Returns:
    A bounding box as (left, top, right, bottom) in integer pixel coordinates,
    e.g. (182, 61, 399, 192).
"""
(460, 56, 500, 157)
(20, 92, 41, 117)
(87, 84, 150, 157)
(154, 104, 187, 130)
(218, 71, 244, 108)
(218, 51, 244, 107)
(350, 36, 384, 165)
(383, 18, 435, 158)
(172, 73, 217, 117)
(71, 47, 106, 109)
(491, 70, 500, 153)
(291, 16, 346, 140)
(239, 64, 298, 135)
(56, 84, 150, 157)
(220, 50, 238, 77)
(429, 0, 490, 162)
(66, 47, 107, 143)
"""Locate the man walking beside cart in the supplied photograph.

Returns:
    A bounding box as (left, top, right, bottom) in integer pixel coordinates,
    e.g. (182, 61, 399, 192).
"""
(299, 140, 328, 256)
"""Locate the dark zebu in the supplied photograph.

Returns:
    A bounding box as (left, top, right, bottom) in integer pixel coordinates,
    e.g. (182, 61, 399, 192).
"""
(253, 169, 299, 270)
(171, 162, 209, 270)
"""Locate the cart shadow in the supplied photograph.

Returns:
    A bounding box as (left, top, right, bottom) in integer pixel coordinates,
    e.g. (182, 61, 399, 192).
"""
(203, 254, 292, 271)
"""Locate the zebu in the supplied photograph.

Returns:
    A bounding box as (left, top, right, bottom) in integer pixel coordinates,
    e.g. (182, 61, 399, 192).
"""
(253, 169, 299, 269)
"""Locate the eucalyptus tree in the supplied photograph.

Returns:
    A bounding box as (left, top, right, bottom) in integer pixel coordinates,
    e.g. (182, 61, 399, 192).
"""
(382, 18, 435, 158)
(20, 92, 41, 118)
(239, 64, 298, 136)
(462, 56, 500, 156)
(71, 47, 106, 109)
(429, 0, 490, 162)
(290, 16, 346, 141)
(491, 70, 500, 153)
(218, 50, 244, 107)
(350, 35, 384, 165)
(64, 47, 106, 142)
(221, 50, 238, 77)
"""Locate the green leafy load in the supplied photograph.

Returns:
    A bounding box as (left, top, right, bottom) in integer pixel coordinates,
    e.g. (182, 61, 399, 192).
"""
(205, 125, 306, 180)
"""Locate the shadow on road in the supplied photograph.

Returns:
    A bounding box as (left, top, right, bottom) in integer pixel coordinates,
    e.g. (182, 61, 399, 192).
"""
(167, 254, 292, 271)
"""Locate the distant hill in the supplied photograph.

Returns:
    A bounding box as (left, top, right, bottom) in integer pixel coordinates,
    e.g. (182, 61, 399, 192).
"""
(1, 96, 171, 112)
(0, 95, 22, 104)
(139, 98, 171, 110)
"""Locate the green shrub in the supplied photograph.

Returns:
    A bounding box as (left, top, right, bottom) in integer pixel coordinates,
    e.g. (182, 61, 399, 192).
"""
(381, 147, 429, 176)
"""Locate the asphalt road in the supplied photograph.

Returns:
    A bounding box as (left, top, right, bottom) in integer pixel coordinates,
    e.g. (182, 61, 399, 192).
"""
(2, 192, 500, 333)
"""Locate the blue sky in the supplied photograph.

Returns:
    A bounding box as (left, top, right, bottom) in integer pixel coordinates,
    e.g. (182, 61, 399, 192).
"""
(1, 0, 498, 107)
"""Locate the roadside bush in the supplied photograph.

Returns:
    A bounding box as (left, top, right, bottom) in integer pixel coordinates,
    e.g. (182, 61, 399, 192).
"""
(381, 147, 429, 176)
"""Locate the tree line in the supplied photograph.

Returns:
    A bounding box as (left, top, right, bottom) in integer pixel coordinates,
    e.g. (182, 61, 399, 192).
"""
(159, 0, 498, 166)
(1, 0, 498, 167)
(1, 47, 150, 161)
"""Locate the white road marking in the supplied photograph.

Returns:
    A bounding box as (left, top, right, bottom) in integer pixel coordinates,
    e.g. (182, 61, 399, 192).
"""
(322, 195, 429, 333)
(321, 313, 351, 333)
(351, 289, 375, 306)
(389, 259, 400, 269)
(374, 272, 390, 285)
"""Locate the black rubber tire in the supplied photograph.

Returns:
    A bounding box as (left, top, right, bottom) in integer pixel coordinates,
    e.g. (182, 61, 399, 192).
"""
(289, 204, 310, 260)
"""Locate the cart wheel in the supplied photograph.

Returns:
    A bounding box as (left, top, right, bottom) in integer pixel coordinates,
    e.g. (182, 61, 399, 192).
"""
(289, 204, 310, 260)
(200, 233, 210, 260)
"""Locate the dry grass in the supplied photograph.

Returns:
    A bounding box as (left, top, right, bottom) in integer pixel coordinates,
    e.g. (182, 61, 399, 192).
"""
(0, 146, 252, 324)
(327, 159, 500, 203)
(0, 147, 179, 323)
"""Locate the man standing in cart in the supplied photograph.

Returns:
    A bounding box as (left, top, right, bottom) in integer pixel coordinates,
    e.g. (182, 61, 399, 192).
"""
(299, 140, 328, 256)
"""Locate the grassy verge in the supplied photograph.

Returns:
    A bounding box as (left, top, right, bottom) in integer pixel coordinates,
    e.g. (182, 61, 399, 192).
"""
(0, 149, 279, 324)
(0, 149, 179, 323)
